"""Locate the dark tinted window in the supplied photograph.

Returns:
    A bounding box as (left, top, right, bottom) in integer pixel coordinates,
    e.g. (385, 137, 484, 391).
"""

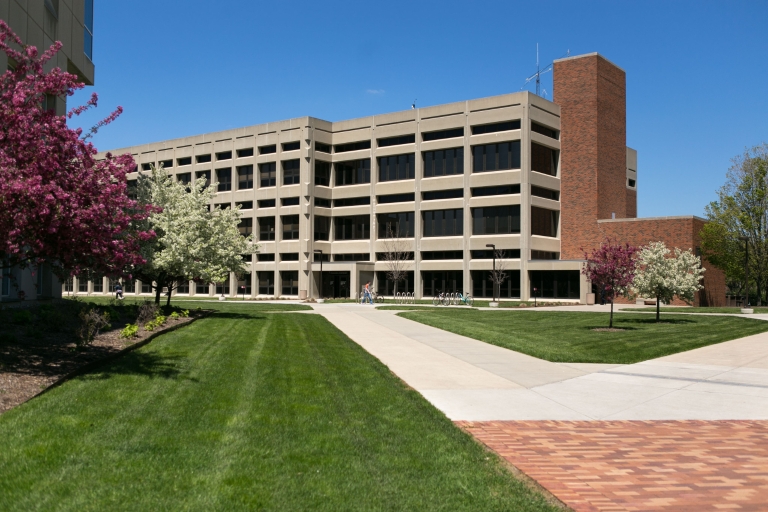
(314, 216, 331, 240)
(216, 151, 232, 160)
(281, 271, 299, 296)
(628, 179, 636, 188)
(259, 145, 277, 155)
(531, 186, 559, 200)
(422, 209, 463, 237)
(259, 162, 276, 187)
(472, 141, 521, 172)
(315, 198, 331, 208)
(335, 159, 371, 186)
(238, 217, 252, 236)
(472, 270, 521, 298)
(531, 207, 558, 237)
(315, 142, 331, 153)
(216, 169, 232, 191)
(282, 215, 300, 240)
(422, 189, 463, 201)
(334, 215, 370, 240)
(531, 251, 559, 260)
(422, 251, 463, 260)
(236, 201, 253, 210)
(237, 148, 254, 158)
(471, 249, 521, 259)
(377, 212, 414, 238)
(141, 163, 152, 171)
(471, 120, 521, 135)
(530, 270, 579, 299)
(378, 153, 415, 182)
(422, 127, 464, 142)
(259, 217, 275, 240)
(423, 147, 464, 177)
(196, 154, 211, 163)
(531, 122, 558, 139)
(196, 171, 211, 189)
(280, 253, 299, 261)
(281, 197, 300, 206)
(422, 270, 462, 296)
(378, 193, 415, 204)
(177, 157, 191, 166)
(283, 159, 300, 185)
(315, 160, 331, 186)
(177, 173, 191, 186)
(334, 196, 370, 207)
(334, 140, 371, 153)
(282, 141, 300, 151)
(237, 165, 253, 189)
(258, 199, 276, 208)
(378, 134, 415, 147)
(258, 254, 275, 262)
(531, 143, 558, 176)
(160, 159, 173, 169)
(472, 205, 520, 235)
(472, 184, 520, 196)
(335, 253, 371, 261)
(258, 271, 274, 296)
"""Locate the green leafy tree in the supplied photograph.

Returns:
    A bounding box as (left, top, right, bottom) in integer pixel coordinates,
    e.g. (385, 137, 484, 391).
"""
(700, 144, 768, 304)
(633, 242, 705, 321)
(134, 166, 257, 305)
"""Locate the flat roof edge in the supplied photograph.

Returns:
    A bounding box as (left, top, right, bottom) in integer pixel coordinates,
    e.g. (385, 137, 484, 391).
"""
(553, 52, 625, 73)
(598, 215, 707, 223)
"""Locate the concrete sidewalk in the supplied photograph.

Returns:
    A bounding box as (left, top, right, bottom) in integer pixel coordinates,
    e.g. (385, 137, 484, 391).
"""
(313, 303, 768, 421)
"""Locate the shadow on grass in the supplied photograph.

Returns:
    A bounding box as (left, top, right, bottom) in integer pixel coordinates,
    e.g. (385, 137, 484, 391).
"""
(209, 312, 266, 320)
(618, 317, 697, 326)
(82, 351, 196, 382)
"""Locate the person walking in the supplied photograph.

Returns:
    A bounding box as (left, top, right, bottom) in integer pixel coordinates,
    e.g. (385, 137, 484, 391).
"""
(115, 282, 124, 300)
(362, 281, 372, 305)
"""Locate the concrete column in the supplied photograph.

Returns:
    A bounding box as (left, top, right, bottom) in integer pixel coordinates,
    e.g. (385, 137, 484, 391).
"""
(413, 107, 423, 299)
(520, 96, 532, 301)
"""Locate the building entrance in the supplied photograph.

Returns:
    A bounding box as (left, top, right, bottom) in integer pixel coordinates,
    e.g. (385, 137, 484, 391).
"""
(322, 271, 350, 298)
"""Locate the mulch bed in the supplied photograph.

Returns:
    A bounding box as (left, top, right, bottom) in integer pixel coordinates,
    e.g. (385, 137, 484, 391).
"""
(0, 301, 202, 415)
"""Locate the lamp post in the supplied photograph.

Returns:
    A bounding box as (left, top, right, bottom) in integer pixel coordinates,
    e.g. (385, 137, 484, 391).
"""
(486, 244, 496, 303)
(739, 236, 749, 308)
(314, 249, 323, 300)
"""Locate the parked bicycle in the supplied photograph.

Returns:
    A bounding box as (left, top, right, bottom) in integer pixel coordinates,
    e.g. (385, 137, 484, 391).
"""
(372, 291, 384, 304)
(453, 291, 474, 307)
(432, 292, 449, 306)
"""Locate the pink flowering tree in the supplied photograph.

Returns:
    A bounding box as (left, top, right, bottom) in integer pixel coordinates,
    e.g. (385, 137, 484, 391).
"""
(0, 21, 153, 281)
(582, 238, 638, 328)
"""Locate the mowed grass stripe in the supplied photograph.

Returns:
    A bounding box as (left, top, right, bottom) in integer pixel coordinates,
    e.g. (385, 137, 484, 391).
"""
(1, 310, 557, 511)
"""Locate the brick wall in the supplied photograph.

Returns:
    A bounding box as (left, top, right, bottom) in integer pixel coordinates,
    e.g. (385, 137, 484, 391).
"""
(626, 189, 637, 218)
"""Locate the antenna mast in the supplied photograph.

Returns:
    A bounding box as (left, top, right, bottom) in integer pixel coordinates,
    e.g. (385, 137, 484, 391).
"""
(522, 47, 570, 97)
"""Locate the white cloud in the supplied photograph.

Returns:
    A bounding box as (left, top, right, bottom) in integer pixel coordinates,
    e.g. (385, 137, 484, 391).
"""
(366, 89, 385, 95)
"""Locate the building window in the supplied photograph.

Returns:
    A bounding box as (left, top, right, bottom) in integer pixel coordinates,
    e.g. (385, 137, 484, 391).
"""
(282, 215, 300, 240)
(335, 253, 371, 262)
(471, 120, 521, 135)
(315, 198, 331, 208)
(531, 207, 558, 237)
(237, 148, 254, 158)
(421, 251, 463, 260)
(314, 216, 331, 240)
(259, 217, 275, 241)
(259, 145, 277, 155)
(196, 282, 209, 295)
(334, 140, 371, 153)
(376, 271, 414, 295)
(315, 142, 332, 154)
(281, 253, 299, 261)
(472, 141, 521, 172)
(177, 157, 191, 166)
(422, 209, 463, 237)
(378, 193, 415, 204)
(628, 178, 636, 188)
(471, 249, 521, 259)
(315, 160, 331, 186)
(216, 280, 230, 295)
(127, 179, 138, 199)
(378, 212, 414, 238)
(378, 153, 415, 182)
(334, 215, 370, 240)
(531, 122, 559, 139)
(281, 271, 299, 295)
(531, 143, 558, 176)
(237, 165, 253, 189)
(84, 0, 93, 60)
(258, 199, 276, 208)
(92, 277, 103, 293)
(282, 141, 300, 152)
(259, 272, 275, 295)
(422, 189, 463, 201)
(283, 159, 300, 185)
(196, 171, 211, 189)
(216, 151, 232, 161)
(141, 163, 152, 171)
(78, 277, 88, 293)
(530, 270, 580, 299)
(141, 281, 152, 294)
(62, 277, 73, 294)
(471, 184, 520, 197)
(423, 147, 464, 177)
(472, 205, 520, 235)
(160, 159, 173, 169)
(531, 251, 559, 260)
(196, 154, 211, 163)
(531, 186, 559, 200)
(242, 253, 253, 262)
(177, 173, 191, 187)
(237, 273, 251, 295)
(214, 202, 230, 210)
(259, 162, 276, 187)
(177, 281, 190, 294)
(333, 196, 370, 207)
(281, 197, 300, 207)
(238, 218, 253, 237)
(472, 270, 521, 298)
(422, 270, 462, 296)
(422, 127, 464, 142)
(335, 159, 371, 186)
(216, 168, 232, 191)
(378, 134, 415, 147)
(257, 253, 275, 262)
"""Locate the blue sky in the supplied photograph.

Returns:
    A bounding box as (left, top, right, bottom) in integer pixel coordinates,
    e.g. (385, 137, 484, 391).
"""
(69, 0, 767, 218)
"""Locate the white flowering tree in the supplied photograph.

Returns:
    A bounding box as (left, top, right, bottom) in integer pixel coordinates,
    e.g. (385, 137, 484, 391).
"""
(134, 166, 257, 305)
(633, 241, 705, 321)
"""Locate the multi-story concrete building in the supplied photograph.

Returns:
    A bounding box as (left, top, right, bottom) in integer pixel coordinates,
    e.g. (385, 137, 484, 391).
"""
(79, 52, 723, 305)
(1, 0, 94, 301)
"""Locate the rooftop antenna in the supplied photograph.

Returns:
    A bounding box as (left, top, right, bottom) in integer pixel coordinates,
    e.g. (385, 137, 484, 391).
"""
(522, 46, 570, 97)
(411, 99, 417, 109)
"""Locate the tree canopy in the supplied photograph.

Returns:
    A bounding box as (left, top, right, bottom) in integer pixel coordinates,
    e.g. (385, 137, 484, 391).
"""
(582, 239, 638, 328)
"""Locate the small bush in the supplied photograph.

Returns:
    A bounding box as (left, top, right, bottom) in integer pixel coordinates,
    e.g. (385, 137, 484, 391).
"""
(137, 302, 158, 326)
(12, 310, 33, 325)
(180, 309, 189, 317)
(143, 314, 167, 332)
(119, 324, 139, 339)
(169, 311, 179, 319)
(76, 308, 110, 346)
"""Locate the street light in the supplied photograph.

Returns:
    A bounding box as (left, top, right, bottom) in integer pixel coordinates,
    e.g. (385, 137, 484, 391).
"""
(486, 244, 496, 303)
(314, 249, 323, 300)
(739, 236, 749, 307)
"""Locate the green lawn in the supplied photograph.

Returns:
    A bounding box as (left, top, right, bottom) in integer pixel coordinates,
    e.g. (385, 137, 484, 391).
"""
(398, 310, 768, 364)
(0, 307, 556, 511)
(632, 306, 768, 314)
(70, 295, 312, 313)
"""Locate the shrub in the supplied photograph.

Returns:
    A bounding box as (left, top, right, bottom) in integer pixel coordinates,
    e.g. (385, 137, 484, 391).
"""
(119, 324, 139, 339)
(181, 309, 189, 317)
(137, 302, 158, 326)
(11, 310, 33, 325)
(169, 311, 179, 319)
(144, 314, 167, 332)
(76, 308, 110, 346)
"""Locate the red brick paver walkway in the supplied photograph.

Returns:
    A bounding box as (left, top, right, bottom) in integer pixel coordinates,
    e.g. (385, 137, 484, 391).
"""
(459, 420, 768, 512)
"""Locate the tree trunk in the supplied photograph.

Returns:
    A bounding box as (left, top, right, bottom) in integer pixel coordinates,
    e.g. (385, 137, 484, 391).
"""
(656, 294, 660, 322)
(609, 298, 614, 328)
(154, 283, 162, 305)
(166, 281, 173, 307)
